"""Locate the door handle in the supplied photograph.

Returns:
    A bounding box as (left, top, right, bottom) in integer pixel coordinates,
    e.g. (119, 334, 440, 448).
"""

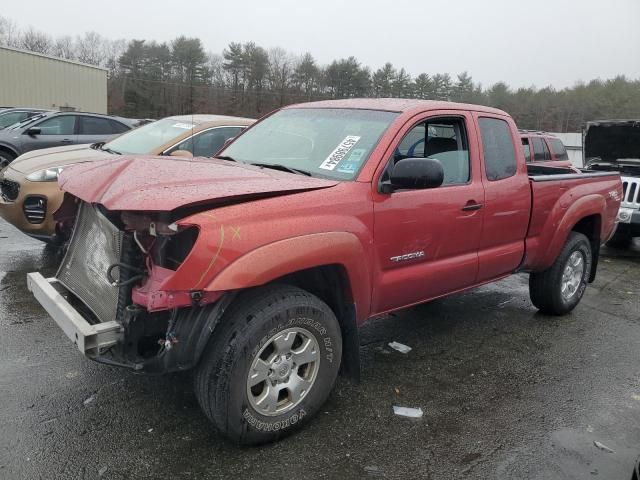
(61, 139, 73, 143)
(462, 201, 483, 211)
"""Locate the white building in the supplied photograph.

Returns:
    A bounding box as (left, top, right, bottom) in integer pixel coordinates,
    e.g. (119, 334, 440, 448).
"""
(0, 46, 107, 114)
(549, 132, 583, 167)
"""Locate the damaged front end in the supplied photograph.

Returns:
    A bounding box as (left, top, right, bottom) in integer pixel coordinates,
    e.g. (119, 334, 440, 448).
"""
(28, 200, 228, 374)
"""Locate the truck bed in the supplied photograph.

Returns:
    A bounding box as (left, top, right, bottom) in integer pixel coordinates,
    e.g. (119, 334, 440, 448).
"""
(524, 168, 622, 270)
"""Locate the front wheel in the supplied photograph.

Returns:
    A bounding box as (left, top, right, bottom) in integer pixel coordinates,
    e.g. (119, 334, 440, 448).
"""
(194, 285, 342, 445)
(529, 232, 592, 315)
(0, 150, 16, 170)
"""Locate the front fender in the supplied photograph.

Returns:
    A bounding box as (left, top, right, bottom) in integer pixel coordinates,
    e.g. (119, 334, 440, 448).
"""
(206, 232, 372, 322)
(0, 142, 19, 157)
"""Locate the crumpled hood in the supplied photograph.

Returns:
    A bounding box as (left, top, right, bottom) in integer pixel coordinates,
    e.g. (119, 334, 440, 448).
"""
(10, 144, 109, 173)
(58, 156, 339, 211)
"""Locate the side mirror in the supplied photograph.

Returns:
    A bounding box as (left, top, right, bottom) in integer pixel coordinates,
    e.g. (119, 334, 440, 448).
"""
(389, 158, 444, 191)
(169, 149, 193, 158)
(25, 127, 41, 136)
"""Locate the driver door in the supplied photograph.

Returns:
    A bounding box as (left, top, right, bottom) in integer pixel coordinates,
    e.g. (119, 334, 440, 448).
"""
(21, 115, 77, 152)
(371, 112, 484, 314)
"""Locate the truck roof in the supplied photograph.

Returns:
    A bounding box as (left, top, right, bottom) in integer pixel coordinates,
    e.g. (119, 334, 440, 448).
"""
(285, 98, 509, 117)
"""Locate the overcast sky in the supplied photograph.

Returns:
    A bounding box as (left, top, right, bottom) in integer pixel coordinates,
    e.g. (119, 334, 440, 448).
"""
(4, 0, 640, 89)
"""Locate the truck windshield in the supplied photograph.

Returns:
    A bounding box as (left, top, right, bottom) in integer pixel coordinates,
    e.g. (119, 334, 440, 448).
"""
(104, 118, 197, 155)
(220, 108, 398, 180)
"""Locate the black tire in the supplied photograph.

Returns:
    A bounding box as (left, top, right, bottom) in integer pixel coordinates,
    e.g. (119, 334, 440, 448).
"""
(606, 224, 632, 249)
(529, 232, 592, 315)
(0, 149, 16, 170)
(194, 284, 342, 445)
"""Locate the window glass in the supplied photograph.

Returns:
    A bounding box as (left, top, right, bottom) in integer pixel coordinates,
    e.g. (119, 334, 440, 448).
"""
(542, 139, 551, 160)
(549, 137, 569, 161)
(521, 138, 531, 163)
(479, 117, 517, 181)
(391, 117, 470, 185)
(170, 127, 244, 157)
(221, 108, 398, 180)
(104, 118, 199, 154)
(35, 115, 75, 135)
(0, 111, 27, 128)
(80, 116, 114, 135)
(109, 120, 130, 134)
(531, 137, 546, 162)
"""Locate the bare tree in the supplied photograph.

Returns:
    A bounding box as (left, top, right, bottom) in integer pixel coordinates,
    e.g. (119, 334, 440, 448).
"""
(20, 27, 53, 54)
(0, 15, 20, 47)
(75, 31, 104, 65)
(53, 36, 76, 60)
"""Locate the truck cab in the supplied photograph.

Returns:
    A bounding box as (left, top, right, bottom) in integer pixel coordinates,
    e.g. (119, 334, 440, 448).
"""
(519, 130, 575, 169)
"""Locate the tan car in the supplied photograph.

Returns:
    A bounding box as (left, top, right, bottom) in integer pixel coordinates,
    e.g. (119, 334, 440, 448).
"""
(0, 114, 253, 241)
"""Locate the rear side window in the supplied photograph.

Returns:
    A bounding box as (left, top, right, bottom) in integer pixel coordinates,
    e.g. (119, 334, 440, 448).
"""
(479, 117, 517, 181)
(109, 120, 130, 134)
(521, 138, 531, 162)
(548, 137, 569, 161)
(80, 116, 115, 135)
(532, 137, 551, 161)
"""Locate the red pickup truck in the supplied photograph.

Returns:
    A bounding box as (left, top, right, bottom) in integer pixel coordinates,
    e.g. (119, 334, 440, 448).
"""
(27, 99, 621, 445)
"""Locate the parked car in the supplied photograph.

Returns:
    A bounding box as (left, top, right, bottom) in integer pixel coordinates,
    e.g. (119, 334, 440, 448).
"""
(27, 99, 621, 445)
(583, 119, 640, 247)
(0, 114, 253, 241)
(519, 130, 574, 168)
(0, 111, 136, 169)
(0, 107, 52, 130)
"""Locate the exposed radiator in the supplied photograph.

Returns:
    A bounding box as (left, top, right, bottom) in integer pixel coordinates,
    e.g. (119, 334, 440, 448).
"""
(56, 203, 123, 324)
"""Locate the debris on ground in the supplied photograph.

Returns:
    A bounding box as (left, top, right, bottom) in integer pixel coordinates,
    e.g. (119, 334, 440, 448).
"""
(388, 341, 412, 354)
(147, 428, 154, 433)
(394, 387, 400, 395)
(593, 441, 615, 453)
(98, 466, 108, 477)
(83, 394, 96, 406)
(393, 406, 423, 418)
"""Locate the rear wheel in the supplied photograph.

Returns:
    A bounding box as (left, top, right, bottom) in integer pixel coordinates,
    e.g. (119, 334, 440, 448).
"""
(194, 285, 342, 445)
(529, 232, 592, 315)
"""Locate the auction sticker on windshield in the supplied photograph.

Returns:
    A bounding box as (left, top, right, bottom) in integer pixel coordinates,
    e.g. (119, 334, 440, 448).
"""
(319, 136, 361, 171)
(337, 148, 367, 174)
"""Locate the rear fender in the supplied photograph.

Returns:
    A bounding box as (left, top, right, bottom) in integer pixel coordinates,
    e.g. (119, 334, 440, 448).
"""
(206, 232, 371, 323)
(529, 194, 605, 271)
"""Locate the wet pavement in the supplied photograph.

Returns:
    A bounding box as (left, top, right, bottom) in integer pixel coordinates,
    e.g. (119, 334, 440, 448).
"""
(1, 217, 639, 480)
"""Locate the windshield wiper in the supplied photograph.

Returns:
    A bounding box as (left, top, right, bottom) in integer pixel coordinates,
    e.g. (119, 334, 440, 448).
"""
(249, 162, 312, 176)
(99, 144, 121, 155)
(213, 155, 238, 162)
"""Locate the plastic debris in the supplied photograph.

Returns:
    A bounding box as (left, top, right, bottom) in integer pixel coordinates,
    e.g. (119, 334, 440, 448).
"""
(593, 441, 615, 453)
(388, 341, 412, 354)
(147, 428, 154, 433)
(98, 466, 108, 477)
(83, 394, 96, 406)
(393, 406, 423, 418)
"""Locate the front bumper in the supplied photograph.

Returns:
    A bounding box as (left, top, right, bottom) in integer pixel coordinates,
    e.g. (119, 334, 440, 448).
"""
(26, 272, 122, 355)
(616, 207, 640, 236)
